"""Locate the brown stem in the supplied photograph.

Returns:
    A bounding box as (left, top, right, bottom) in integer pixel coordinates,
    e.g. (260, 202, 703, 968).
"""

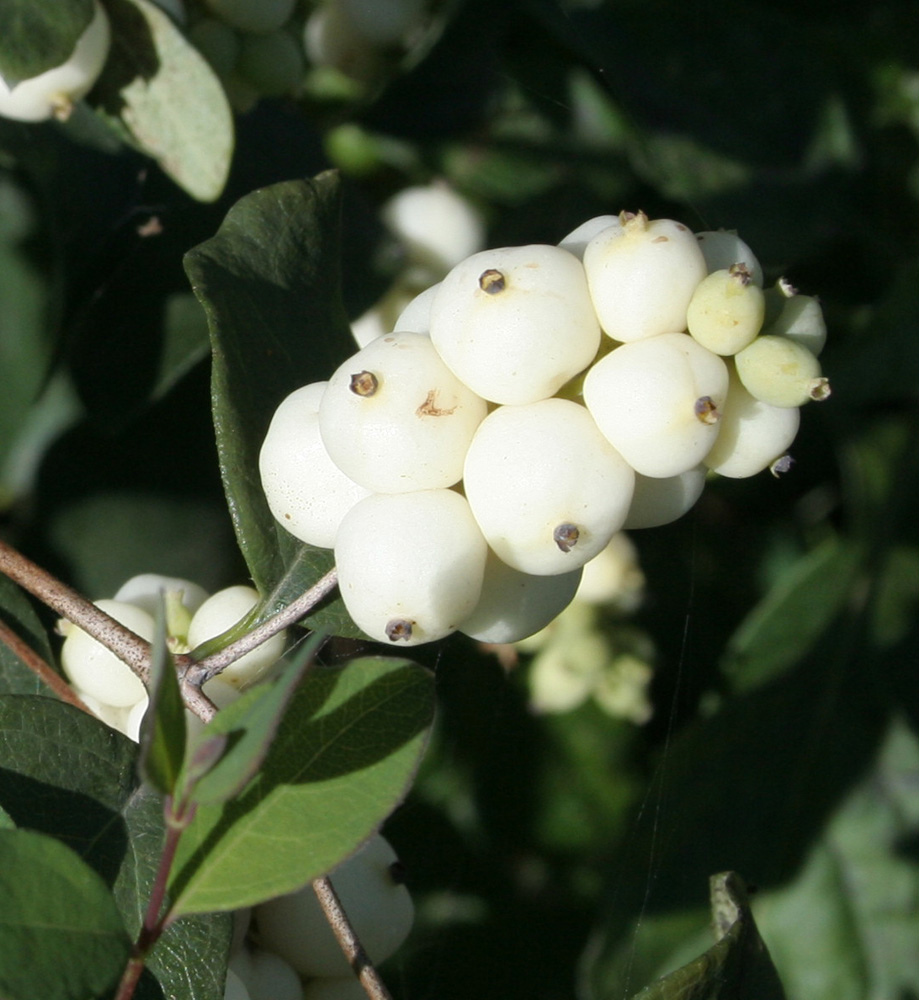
(185, 568, 338, 685)
(0, 538, 151, 684)
(312, 876, 393, 1000)
(0, 618, 95, 713)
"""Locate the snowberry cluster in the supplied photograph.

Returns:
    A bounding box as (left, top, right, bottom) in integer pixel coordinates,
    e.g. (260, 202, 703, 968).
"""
(260, 209, 830, 649)
(226, 832, 414, 1000)
(59, 574, 287, 741)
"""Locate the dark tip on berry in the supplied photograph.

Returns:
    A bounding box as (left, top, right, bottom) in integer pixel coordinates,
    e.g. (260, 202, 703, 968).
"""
(350, 371, 378, 396)
(385, 618, 414, 641)
(728, 262, 752, 285)
(694, 396, 720, 425)
(553, 522, 580, 552)
(770, 454, 795, 477)
(479, 268, 506, 294)
(389, 860, 408, 885)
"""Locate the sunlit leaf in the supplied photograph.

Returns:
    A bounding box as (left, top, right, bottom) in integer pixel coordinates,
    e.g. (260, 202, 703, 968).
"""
(169, 656, 434, 915)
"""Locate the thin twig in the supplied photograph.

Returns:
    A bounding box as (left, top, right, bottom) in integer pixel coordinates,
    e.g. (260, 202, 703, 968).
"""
(0, 538, 152, 683)
(0, 618, 94, 714)
(184, 567, 338, 685)
(312, 876, 394, 1000)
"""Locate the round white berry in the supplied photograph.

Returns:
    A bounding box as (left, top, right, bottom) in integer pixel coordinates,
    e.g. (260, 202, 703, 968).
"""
(583, 332, 729, 478)
(695, 230, 764, 287)
(0, 2, 110, 123)
(382, 184, 485, 277)
(186, 586, 287, 688)
(61, 600, 151, 707)
(113, 574, 209, 619)
(734, 334, 830, 407)
(260, 382, 371, 548)
(429, 244, 601, 405)
(704, 365, 800, 478)
(762, 284, 827, 356)
(231, 948, 303, 1000)
(557, 214, 621, 260)
(319, 333, 487, 494)
(335, 489, 487, 645)
(458, 550, 582, 644)
(224, 968, 252, 1000)
(255, 833, 413, 978)
(623, 466, 708, 529)
(686, 264, 765, 356)
(393, 282, 439, 335)
(462, 398, 635, 576)
(583, 211, 708, 343)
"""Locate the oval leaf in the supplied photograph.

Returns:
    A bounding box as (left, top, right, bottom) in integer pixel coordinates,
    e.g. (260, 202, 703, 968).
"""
(0, 828, 130, 1000)
(94, 0, 233, 201)
(629, 872, 786, 1000)
(183, 172, 359, 637)
(168, 656, 435, 915)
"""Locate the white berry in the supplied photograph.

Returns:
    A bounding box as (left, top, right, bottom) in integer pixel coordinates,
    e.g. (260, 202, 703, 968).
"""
(60, 600, 151, 707)
(458, 550, 582, 644)
(260, 382, 371, 548)
(255, 833, 413, 978)
(734, 334, 830, 407)
(335, 489, 487, 645)
(319, 333, 487, 494)
(430, 244, 601, 405)
(583, 211, 707, 343)
(705, 365, 801, 478)
(686, 264, 765, 356)
(695, 230, 764, 286)
(623, 466, 708, 529)
(583, 332, 729, 478)
(186, 586, 287, 688)
(462, 398, 635, 576)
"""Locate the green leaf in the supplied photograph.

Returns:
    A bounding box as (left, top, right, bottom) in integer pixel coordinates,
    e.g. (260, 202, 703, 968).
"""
(0, 696, 228, 1000)
(168, 655, 435, 915)
(138, 599, 188, 797)
(0, 575, 56, 696)
(93, 0, 233, 202)
(187, 633, 326, 807)
(629, 873, 785, 1000)
(752, 718, 919, 1000)
(183, 172, 359, 637)
(0, 0, 94, 85)
(0, 804, 14, 829)
(0, 827, 130, 1000)
(720, 537, 861, 692)
(115, 786, 232, 1000)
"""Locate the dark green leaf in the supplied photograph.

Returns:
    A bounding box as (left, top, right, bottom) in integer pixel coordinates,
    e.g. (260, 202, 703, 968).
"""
(629, 873, 785, 1000)
(0, 804, 13, 829)
(115, 786, 231, 1000)
(168, 655, 434, 915)
(0, 827, 130, 1000)
(0, 575, 56, 696)
(0, 697, 228, 1000)
(93, 0, 233, 202)
(138, 598, 187, 796)
(721, 537, 861, 692)
(187, 632, 325, 807)
(183, 172, 359, 637)
(0, 0, 94, 85)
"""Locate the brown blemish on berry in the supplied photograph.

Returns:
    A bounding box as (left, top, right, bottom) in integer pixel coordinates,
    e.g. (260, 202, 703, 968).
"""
(416, 390, 457, 417)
